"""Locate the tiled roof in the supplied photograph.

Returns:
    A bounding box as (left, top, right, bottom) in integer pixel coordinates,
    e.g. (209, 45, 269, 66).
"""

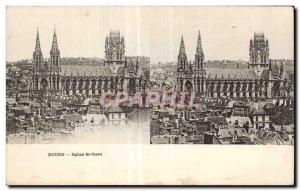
(226, 116, 252, 127)
(274, 125, 294, 134)
(105, 106, 123, 113)
(225, 100, 237, 108)
(260, 131, 284, 145)
(260, 69, 270, 80)
(217, 126, 248, 138)
(233, 101, 251, 107)
(6, 98, 16, 105)
(250, 108, 266, 115)
(286, 71, 294, 81)
(263, 103, 275, 110)
(61, 63, 139, 78)
(206, 68, 258, 80)
(61, 65, 112, 77)
(117, 66, 125, 76)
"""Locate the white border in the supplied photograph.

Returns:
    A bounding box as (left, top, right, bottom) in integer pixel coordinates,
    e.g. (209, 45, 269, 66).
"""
(1, 0, 298, 190)
(0, 0, 298, 6)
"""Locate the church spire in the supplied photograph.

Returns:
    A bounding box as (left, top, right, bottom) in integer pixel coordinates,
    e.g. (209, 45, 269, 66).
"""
(35, 28, 41, 52)
(195, 31, 204, 70)
(280, 61, 284, 77)
(196, 31, 204, 57)
(33, 28, 43, 68)
(52, 28, 58, 50)
(50, 28, 60, 67)
(178, 35, 187, 60)
(178, 35, 187, 70)
(50, 28, 59, 55)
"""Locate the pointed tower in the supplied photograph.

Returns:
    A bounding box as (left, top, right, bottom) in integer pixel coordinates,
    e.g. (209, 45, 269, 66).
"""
(121, 36, 125, 56)
(280, 62, 284, 77)
(49, 28, 62, 93)
(194, 31, 206, 95)
(124, 57, 128, 68)
(104, 31, 125, 65)
(50, 28, 60, 67)
(135, 58, 142, 77)
(124, 57, 128, 77)
(195, 31, 204, 70)
(178, 35, 187, 70)
(269, 59, 272, 70)
(136, 58, 139, 73)
(33, 28, 43, 69)
(249, 32, 269, 70)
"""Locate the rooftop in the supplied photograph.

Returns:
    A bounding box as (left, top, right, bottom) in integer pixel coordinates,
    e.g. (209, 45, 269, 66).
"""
(206, 68, 258, 80)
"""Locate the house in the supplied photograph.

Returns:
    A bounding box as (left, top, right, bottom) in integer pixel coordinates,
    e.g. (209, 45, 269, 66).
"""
(223, 100, 236, 116)
(226, 116, 253, 129)
(259, 131, 285, 145)
(189, 120, 211, 135)
(249, 108, 270, 129)
(204, 116, 227, 126)
(51, 119, 68, 132)
(10, 106, 31, 119)
(150, 120, 162, 136)
(158, 111, 169, 119)
(42, 108, 56, 117)
(63, 114, 83, 124)
(82, 113, 107, 126)
(263, 103, 276, 115)
(49, 98, 62, 109)
(186, 135, 202, 144)
(87, 99, 104, 114)
(204, 125, 252, 144)
(150, 134, 185, 144)
(185, 110, 206, 120)
(274, 125, 294, 145)
(273, 98, 294, 114)
(105, 106, 126, 127)
(203, 132, 222, 144)
(232, 101, 251, 116)
(6, 97, 17, 108)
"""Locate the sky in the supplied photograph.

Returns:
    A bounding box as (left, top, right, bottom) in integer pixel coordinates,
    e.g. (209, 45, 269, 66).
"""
(6, 6, 294, 64)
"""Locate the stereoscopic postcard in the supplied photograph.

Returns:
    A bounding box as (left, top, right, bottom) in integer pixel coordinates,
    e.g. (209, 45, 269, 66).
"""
(6, 6, 294, 185)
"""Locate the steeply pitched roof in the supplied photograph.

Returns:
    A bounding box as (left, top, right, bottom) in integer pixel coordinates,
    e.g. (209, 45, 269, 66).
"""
(61, 61, 140, 78)
(225, 100, 236, 108)
(61, 65, 112, 77)
(195, 31, 204, 58)
(263, 103, 275, 110)
(260, 131, 284, 145)
(105, 106, 123, 113)
(260, 69, 269, 79)
(6, 98, 16, 105)
(217, 126, 248, 138)
(50, 29, 60, 55)
(206, 68, 258, 80)
(178, 36, 187, 60)
(250, 108, 266, 115)
(226, 116, 252, 127)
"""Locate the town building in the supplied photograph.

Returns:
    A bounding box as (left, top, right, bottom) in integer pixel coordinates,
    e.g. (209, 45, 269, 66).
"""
(32, 29, 146, 102)
(176, 32, 294, 99)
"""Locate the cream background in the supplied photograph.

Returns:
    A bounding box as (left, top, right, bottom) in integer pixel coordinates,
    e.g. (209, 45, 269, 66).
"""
(7, 145, 294, 185)
(6, 6, 295, 185)
(6, 7, 294, 64)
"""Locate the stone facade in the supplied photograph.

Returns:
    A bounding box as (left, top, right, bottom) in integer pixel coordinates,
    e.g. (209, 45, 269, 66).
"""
(32, 30, 146, 100)
(177, 32, 206, 96)
(176, 31, 293, 99)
